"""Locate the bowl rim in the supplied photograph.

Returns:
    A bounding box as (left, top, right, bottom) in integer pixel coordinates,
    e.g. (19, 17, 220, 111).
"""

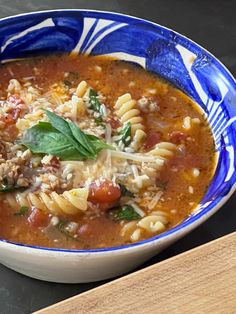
(0, 8, 235, 254)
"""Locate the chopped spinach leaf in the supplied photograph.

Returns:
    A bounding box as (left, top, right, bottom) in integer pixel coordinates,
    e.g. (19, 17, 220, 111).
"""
(94, 117, 105, 127)
(109, 204, 141, 221)
(89, 89, 103, 115)
(14, 206, 29, 216)
(118, 122, 132, 147)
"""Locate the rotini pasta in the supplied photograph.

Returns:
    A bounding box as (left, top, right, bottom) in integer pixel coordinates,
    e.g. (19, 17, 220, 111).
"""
(121, 211, 168, 242)
(183, 116, 201, 130)
(131, 129, 147, 150)
(114, 93, 145, 137)
(148, 142, 176, 161)
(6, 188, 89, 215)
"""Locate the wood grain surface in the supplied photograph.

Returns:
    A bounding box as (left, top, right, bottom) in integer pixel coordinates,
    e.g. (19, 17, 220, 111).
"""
(36, 232, 236, 314)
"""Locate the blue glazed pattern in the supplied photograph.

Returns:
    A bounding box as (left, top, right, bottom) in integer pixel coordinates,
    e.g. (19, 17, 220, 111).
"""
(0, 10, 235, 252)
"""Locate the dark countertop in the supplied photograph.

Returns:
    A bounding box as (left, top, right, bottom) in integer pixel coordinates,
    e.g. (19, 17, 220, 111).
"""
(0, 1, 235, 313)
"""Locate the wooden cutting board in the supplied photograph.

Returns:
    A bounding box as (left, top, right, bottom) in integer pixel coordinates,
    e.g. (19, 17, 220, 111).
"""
(36, 232, 236, 314)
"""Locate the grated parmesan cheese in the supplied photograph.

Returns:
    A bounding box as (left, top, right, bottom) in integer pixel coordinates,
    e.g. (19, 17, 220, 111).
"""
(105, 123, 112, 144)
(147, 190, 163, 210)
(111, 150, 164, 164)
(128, 202, 145, 217)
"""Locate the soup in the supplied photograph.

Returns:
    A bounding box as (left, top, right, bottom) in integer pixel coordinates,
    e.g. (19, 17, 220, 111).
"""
(0, 54, 215, 249)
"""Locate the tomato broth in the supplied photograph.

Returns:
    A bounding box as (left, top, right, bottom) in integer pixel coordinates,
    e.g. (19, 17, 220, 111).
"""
(0, 54, 215, 249)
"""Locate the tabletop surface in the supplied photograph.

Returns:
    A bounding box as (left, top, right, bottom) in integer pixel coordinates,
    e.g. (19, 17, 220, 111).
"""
(0, 1, 235, 313)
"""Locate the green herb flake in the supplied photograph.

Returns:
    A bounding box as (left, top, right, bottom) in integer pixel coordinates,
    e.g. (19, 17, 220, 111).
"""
(89, 89, 103, 114)
(57, 219, 67, 230)
(118, 122, 132, 147)
(94, 117, 105, 128)
(109, 204, 141, 221)
(14, 206, 29, 216)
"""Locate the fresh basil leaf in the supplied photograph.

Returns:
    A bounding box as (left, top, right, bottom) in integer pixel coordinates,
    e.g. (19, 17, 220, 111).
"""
(14, 206, 29, 216)
(68, 121, 96, 156)
(45, 110, 103, 158)
(46, 110, 94, 157)
(45, 110, 90, 157)
(21, 111, 113, 161)
(118, 122, 132, 147)
(119, 184, 134, 198)
(89, 89, 103, 114)
(109, 204, 141, 221)
(21, 122, 85, 160)
(86, 134, 114, 152)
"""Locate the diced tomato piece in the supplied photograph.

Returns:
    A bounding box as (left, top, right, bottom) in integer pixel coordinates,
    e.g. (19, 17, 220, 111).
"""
(97, 201, 118, 211)
(145, 131, 161, 149)
(28, 208, 49, 227)
(109, 117, 121, 129)
(88, 179, 121, 205)
(8, 94, 24, 106)
(169, 131, 187, 144)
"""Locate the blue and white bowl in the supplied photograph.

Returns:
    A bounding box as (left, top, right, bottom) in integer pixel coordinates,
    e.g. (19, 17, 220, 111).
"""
(0, 10, 235, 283)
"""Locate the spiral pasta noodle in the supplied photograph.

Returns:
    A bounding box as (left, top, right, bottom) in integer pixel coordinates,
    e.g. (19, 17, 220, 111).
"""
(134, 142, 176, 188)
(114, 93, 145, 138)
(148, 142, 176, 161)
(6, 188, 89, 215)
(121, 210, 169, 242)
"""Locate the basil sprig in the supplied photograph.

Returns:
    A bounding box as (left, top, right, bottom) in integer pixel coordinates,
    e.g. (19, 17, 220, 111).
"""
(109, 204, 141, 221)
(20, 110, 113, 161)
